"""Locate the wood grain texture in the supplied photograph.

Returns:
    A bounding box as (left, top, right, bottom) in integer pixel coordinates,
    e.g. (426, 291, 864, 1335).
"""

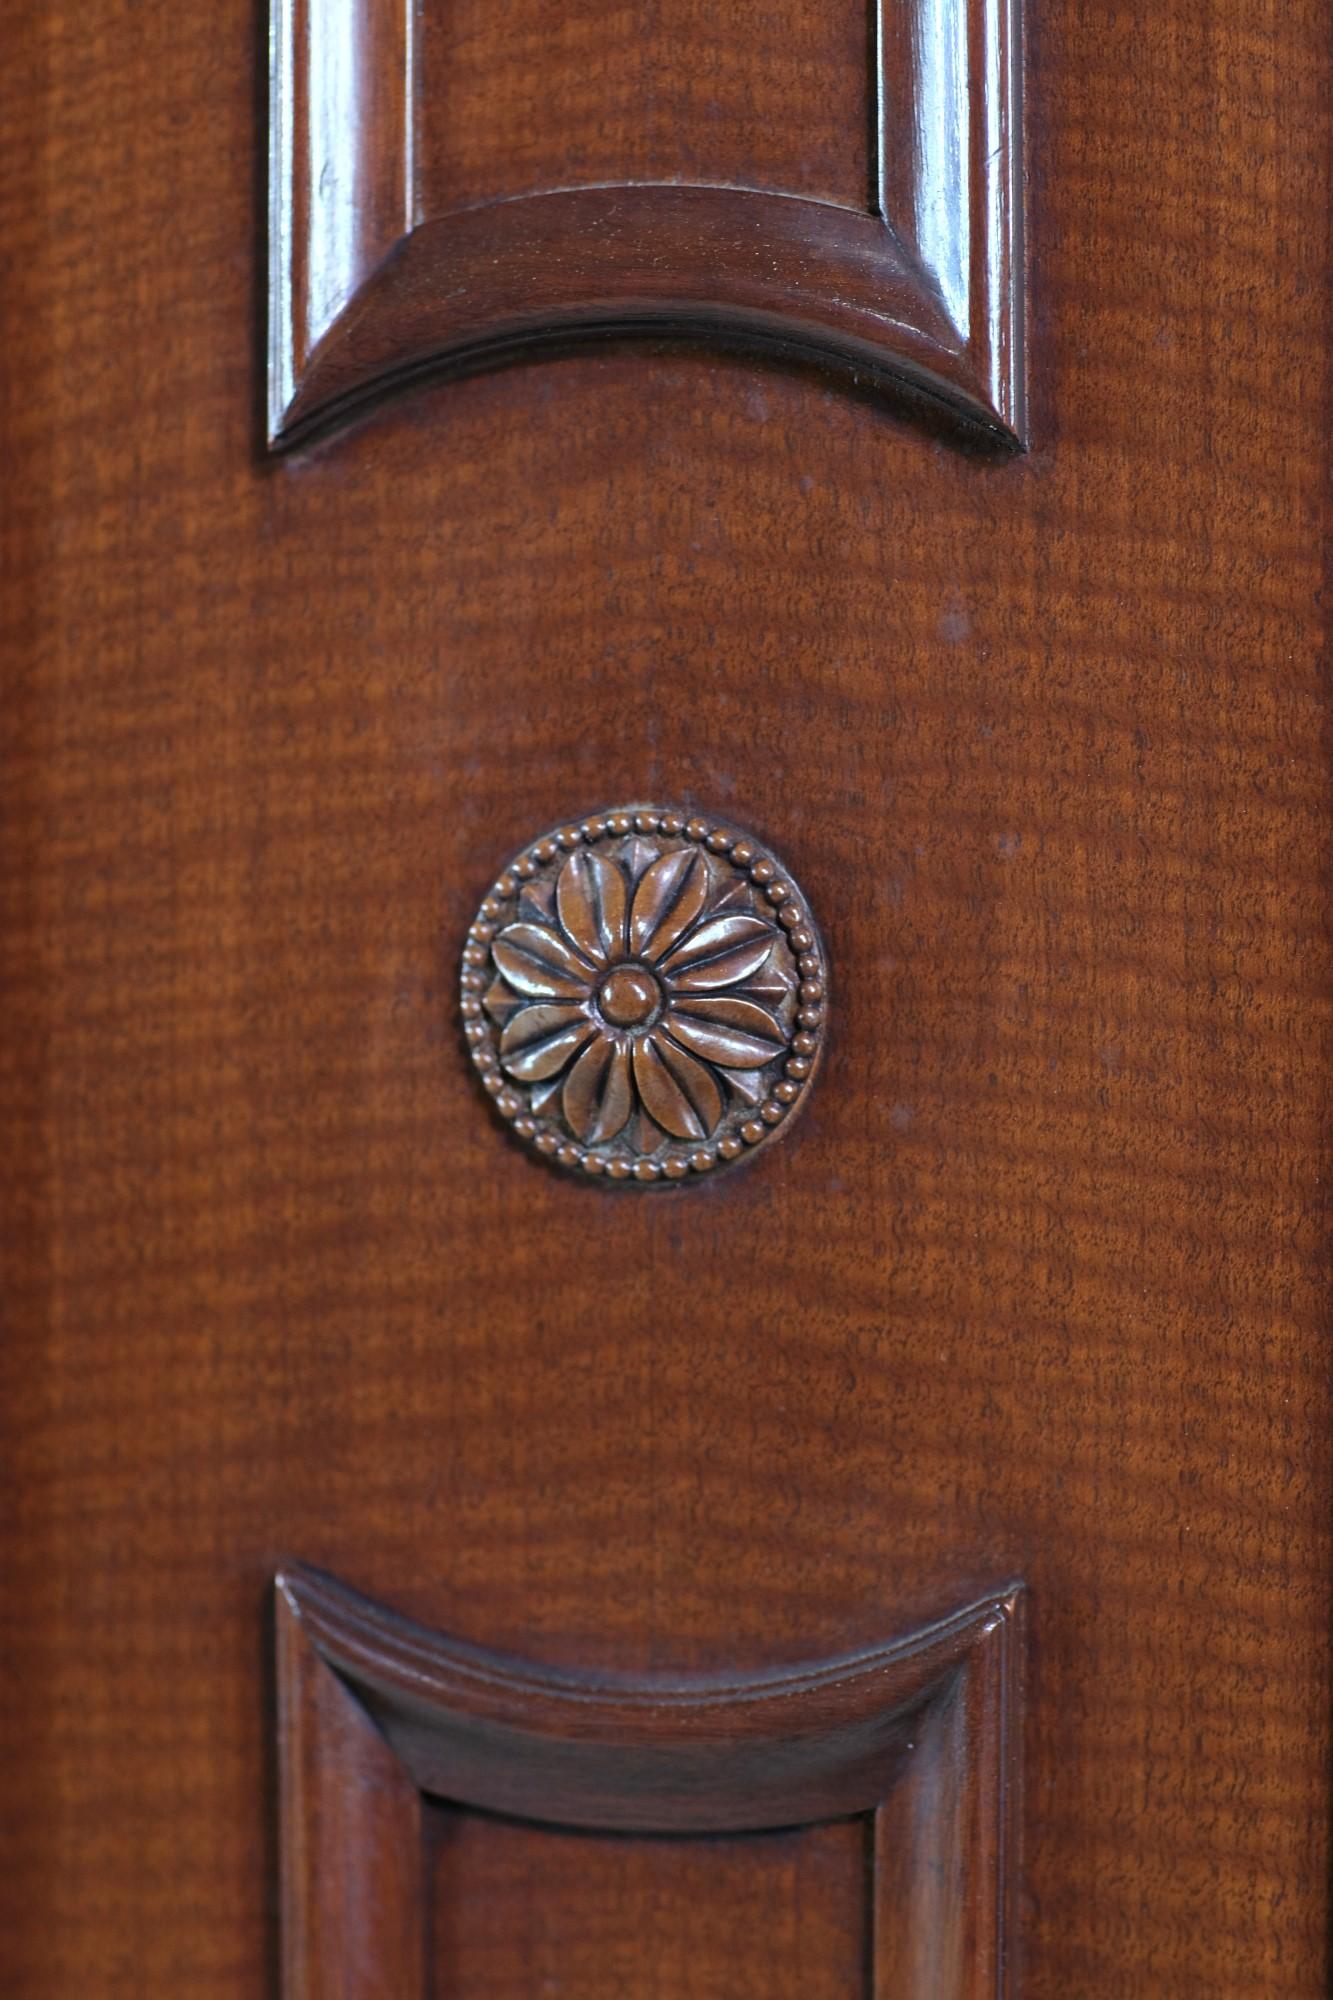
(270, 0, 1025, 443)
(277, 1578, 425, 1998)
(0, 0, 1329, 1992)
(424, 1804, 870, 2000)
(412, 0, 873, 214)
(276, 1565, 1022, 1995)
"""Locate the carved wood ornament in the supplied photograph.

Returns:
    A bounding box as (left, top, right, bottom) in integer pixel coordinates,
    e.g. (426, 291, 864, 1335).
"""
(463, 808, 827, 1181)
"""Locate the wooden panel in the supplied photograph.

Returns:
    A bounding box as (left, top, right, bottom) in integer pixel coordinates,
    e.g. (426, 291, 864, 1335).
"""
(2, 0, 1330, 1990)
(413, 0, 873, 213)
(275, 1566, 1024, 1996)
(269, 0, 1025, 443)
(424, 1808, 869, 1999)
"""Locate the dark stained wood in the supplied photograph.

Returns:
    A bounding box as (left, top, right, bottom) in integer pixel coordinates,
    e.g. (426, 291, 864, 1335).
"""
(270, 0, 1025, 443)
(277, 1579, 425, 1998)
(277, 1564, 1021, 1995)
(0, 0, 1329, 1995)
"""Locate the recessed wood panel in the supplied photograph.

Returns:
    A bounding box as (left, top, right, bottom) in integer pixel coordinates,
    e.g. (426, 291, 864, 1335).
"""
(425, 1807, 870, 1999)
(414, 0, 872, 215)
(269, 0, 1025, 443)
(276, 1565, 1025, 1999)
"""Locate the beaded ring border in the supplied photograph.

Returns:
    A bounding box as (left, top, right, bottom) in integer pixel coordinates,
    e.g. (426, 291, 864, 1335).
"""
(460, 806, 828, 1183)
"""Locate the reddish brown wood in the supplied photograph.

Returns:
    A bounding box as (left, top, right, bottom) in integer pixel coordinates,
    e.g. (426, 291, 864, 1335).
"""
(461, 806, 831, 1181)
(411, 0, 874, 216)
(874, 1583, 1021, 1998)
(425, 1805, 871, 1999)
(270, 0, 1025, 443)
(0, 0, 1329, 1992)
(277, 1580, 425, 1998)
(276, 1565, 1022, 1995)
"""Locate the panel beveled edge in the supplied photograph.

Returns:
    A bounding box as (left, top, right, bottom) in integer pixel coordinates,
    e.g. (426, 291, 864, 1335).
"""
(274, 1565, 1025, 1998)
(267, 0, 1025, 448)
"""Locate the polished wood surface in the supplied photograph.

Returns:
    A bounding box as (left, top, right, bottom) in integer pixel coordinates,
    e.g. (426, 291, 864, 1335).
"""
(413, 0, 873, 210)
(277, 1565, 1020, 1996)
(424, 1806, 870, 2000)
(460, 808, 832, 1180)
(270, 0, 1024, 441)
(1, 0, 1329, 1994)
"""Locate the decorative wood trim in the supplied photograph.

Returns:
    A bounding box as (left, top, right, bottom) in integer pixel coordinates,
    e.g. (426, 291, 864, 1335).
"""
(275, 1565, 1025, 1996)
(276, 1573, 425, 1999)
(461, 806, 829, 1184)
(268, 0, 1025, 446)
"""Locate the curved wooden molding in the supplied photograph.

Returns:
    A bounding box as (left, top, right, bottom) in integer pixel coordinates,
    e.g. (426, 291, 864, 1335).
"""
(275, 1563, 1025, 1996)
(268, 0, 1025, 447)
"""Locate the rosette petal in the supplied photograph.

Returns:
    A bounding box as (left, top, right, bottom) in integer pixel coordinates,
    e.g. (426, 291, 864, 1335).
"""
(661, 914, 775, 991)
(492, 921, 596, 999)
(499, 1004, 594, 1081)
(628, 848, 710, 961)
(669, 995, 786, 1044)
(663, 1014, 785, 1069)
(556, 849, 627, 967)
(563, 1033, 633, 1143)
(632, 1032, 723, 1140)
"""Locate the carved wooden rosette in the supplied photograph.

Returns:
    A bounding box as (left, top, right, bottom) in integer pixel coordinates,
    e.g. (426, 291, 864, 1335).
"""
(461, 808, 827, 1181)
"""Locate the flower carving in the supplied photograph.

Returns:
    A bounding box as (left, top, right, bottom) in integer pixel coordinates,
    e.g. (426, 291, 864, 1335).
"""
(491, 843, 790, 1146)
(462, 809, 827, 1181)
